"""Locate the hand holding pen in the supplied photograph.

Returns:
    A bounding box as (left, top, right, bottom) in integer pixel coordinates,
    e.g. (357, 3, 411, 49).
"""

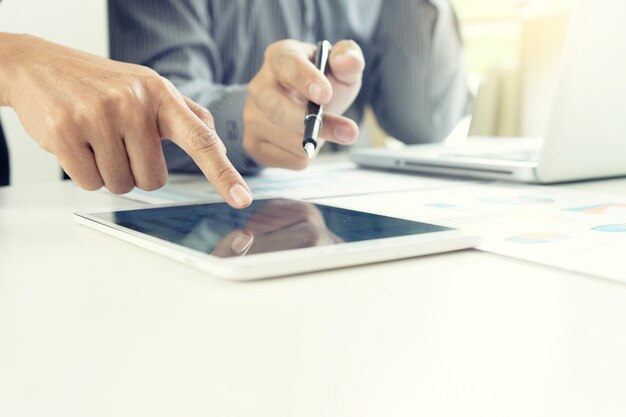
(243, 39, 365, 169)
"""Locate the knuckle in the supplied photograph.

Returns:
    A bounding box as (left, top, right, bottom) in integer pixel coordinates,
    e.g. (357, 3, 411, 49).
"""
(153, 173, 168, 190)
(213, 163, 239, 187)
(72, 104, 97, 127)
(274, 53, 314, 91)
(107, 84, 143, 113)
(195, 105, 215, 126)
(38, 137, 53, 154)
(144, 75, 176, 99)
(187, 124, 223, 153)
(121, 84, 142, 104)
(137, 178, 164, 192)
(80, 178, 104, 191)
(148, 76, 179, 107)
(131, 63, 159, 78)
(48, 108, 74, 129)
(45, 109, 74, 141)
(154, 75, 176, 93)
(60, 154, 105, 192)
(48, 137, 70, 157)
(137, 169, 167, 192)
(265, 40, 288, 61)
(107, 180, 135, 195)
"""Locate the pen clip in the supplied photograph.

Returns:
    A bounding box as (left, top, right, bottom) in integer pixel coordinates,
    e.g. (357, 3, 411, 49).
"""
(316, 40, 332, 75)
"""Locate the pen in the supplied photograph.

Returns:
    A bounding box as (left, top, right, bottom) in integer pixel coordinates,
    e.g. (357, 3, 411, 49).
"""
(303, 40, 332, 159)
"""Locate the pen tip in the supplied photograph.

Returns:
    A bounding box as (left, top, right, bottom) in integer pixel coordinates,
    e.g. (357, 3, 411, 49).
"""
(304, 143, 315, 159)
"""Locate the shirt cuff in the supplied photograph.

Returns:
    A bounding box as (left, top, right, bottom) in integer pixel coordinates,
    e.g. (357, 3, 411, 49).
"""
(210, 85, 263, 175)
(162, 84, 263, 176)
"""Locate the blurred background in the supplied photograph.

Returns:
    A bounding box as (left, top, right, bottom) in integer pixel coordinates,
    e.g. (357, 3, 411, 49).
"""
(0, 0, 573, 185)
(453, 0, 572, 138)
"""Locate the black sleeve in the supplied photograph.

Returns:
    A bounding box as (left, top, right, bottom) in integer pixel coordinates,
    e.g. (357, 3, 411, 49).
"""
(0, 119, 9, 186)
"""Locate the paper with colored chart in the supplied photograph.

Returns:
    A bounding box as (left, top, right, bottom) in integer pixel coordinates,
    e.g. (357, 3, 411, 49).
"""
(317, 183, 626, 283)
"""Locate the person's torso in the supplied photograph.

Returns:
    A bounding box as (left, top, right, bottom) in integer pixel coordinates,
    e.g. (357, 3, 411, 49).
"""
(206, 0, 383, 83)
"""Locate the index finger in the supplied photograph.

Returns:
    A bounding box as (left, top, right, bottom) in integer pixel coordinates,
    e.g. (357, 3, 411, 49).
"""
(156, 93, 253, 209)
(268, 41, 333, 104)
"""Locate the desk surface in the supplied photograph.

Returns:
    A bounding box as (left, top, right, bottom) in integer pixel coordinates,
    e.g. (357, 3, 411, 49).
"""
(2, 175, 626, 417)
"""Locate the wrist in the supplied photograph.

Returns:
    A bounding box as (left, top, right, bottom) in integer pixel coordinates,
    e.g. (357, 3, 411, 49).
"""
(0, 32, 30, 107)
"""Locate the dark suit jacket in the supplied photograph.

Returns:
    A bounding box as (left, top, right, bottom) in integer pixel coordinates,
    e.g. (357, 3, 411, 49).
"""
(0, 120, 9, 186)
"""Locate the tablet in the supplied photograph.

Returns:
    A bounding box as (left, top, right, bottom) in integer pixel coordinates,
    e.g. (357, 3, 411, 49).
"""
(75, 198, 481, 280)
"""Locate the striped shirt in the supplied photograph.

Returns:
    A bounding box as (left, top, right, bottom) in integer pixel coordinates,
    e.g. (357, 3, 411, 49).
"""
(108, 0, 469, 175)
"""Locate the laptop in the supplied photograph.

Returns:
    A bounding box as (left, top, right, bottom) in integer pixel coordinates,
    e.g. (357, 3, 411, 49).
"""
(351, 0, 626, 184)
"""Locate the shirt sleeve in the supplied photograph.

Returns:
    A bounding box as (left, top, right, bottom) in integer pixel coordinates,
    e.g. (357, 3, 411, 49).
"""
(108, 0, 262, 175)
(367, 0, 470, 144)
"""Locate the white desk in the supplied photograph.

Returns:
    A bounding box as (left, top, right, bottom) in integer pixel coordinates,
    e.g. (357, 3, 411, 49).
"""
(2, 175, 626, 417)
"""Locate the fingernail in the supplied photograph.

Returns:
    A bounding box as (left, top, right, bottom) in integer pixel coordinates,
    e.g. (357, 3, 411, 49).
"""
(230, 233, 254, 254)
(309, 83, 322, 102)
(334, 125, 356, 144)
(229, 184, 253, 208)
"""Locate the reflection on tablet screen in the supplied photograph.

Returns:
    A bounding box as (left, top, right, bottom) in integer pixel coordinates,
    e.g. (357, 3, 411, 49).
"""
(92, 199, 450, 258)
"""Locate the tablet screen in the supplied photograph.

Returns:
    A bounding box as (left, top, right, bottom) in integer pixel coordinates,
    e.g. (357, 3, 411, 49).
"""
(90, 199, 451, 258)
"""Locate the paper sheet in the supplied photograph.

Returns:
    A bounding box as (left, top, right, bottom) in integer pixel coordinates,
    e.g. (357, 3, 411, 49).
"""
(318, 183, 626, 283)
(121, 162, 479, 204)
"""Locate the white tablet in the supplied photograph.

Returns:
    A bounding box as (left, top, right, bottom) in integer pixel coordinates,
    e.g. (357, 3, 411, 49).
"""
(75, 198, 481, 281)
